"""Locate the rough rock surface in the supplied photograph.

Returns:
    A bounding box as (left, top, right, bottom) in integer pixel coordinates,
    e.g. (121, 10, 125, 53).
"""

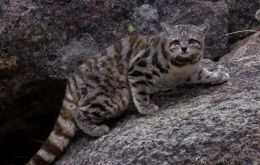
(1, 1, 259, 164)
(56, 32, 260, 165)
(0, 0, 228, 79)
(0, 2, 231, 162)
(256, 8, 260, 21)
(226, 0, 260, 44)
(131, 4, 159, 33)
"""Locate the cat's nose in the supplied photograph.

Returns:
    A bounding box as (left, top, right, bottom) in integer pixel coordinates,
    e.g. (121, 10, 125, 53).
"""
(181, 47, 188, 52)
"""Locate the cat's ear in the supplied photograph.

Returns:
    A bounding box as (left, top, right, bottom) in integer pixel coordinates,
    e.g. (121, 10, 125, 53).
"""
(160, 22, 173, 34)
(199, 22, 210, 35)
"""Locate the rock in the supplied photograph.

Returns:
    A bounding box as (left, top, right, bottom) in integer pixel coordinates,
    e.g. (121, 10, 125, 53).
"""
(56, 32, 260, 165)
(219, 31, 260, 63)
(0, 0, 133, 79)
(226, 0, 260, 44)
(133, 4, 159, 23)
(0, 0, 230, 80)
(1, 0, 257, 78)
(33, 33, 99, 79)
(1, 1, 259, 164)
(132, 4, 160, 33)
(255, 8, 260, 22)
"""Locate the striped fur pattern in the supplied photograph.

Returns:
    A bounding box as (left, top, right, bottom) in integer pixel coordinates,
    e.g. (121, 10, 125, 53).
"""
(27, 22, 229, 165)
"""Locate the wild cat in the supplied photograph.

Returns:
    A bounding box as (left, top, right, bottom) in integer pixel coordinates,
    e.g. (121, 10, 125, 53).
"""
(27, 22, 229, 165)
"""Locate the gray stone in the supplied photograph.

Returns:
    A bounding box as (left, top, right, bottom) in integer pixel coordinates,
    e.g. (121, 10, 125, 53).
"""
(1, 0, 257, 79)
(34, 33, 99, 79)
(255, 8, 260, 22)
(0, 0, 230, 81)
(1, 1, 259, 164)
(226, 0, 260, 43)
(219, 31, 260, 63)
(133, 4, 159, 23)
(0, 0, 134, 79)
(56, 32, 260, 165)
(132, 4, 160, 33)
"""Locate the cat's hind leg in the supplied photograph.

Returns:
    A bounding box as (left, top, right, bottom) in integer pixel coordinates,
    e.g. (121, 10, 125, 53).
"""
(75, 85, 129, 137)
(75, 110, 110, 137)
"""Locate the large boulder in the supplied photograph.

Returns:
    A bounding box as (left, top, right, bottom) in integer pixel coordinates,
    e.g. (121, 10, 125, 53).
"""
(0, 0, 259, 164)
(226, 0, 260, 44)
(56, 32, 260, 165)
(0, 0, 229, 80)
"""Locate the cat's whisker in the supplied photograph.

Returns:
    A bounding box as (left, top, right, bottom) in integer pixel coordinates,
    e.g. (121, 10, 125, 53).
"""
(29, 138, 44, 144)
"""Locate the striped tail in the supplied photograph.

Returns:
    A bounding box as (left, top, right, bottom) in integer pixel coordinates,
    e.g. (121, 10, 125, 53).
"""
(26, 106, 77, 165)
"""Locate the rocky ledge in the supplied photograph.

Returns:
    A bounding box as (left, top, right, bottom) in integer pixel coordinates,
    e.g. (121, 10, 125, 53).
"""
(0, 1, 259, 164)
(55, 33, 260, 165)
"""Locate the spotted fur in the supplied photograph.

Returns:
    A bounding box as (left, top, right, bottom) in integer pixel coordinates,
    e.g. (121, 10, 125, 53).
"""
(27, 22, 229, 165)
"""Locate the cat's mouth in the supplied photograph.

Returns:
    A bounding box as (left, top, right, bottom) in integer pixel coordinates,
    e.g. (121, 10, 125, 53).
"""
(177, 53, 199, 61)
(175, 55, 193, 62)
(171, 53, 200, 65)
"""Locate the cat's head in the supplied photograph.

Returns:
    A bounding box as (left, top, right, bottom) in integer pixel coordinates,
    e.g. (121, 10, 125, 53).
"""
(160, 22, 209, 64)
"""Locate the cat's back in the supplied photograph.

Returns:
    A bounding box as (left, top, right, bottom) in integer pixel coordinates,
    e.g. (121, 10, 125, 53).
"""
(72, 33, 166, 81)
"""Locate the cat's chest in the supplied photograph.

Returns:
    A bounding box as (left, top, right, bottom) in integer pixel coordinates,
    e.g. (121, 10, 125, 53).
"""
(159, 64, 199, 85)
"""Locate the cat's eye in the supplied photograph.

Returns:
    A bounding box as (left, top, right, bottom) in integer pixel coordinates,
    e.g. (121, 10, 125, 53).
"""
(188, 39, 200, 45)
(170, 40, 180, 46)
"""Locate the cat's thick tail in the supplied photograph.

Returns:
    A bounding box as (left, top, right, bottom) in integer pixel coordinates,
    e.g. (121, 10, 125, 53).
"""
(26, 104, 77, 165)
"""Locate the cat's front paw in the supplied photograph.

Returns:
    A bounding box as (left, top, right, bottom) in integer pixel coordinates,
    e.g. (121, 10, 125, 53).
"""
(138, 104, 159, 115)
(91, 124, 110, 137)
(211, 72, 230, 84)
